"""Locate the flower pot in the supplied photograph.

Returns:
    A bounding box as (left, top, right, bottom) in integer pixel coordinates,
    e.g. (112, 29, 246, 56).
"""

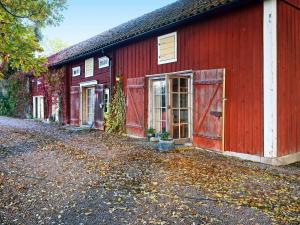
(156, 139, 175, 152)
(146, 133, 155, 141)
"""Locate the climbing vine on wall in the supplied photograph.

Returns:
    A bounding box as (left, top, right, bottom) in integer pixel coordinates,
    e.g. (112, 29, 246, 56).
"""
(106, 77, 126, 134)
(44, 66, 66, 123)
(0, 72, 30, 117)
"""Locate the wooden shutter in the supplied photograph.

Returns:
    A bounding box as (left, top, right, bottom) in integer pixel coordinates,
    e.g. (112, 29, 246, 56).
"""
(126, 77, 145, 137)
(158, 32, 177, 64)
(193, 69, 225, 151)
(70, 86, 80, 126)
(94, 84, 104, 130)
(85, 58, 94, 77)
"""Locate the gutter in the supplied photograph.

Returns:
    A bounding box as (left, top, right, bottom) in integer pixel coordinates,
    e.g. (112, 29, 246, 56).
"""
(51, 0, 256, 67)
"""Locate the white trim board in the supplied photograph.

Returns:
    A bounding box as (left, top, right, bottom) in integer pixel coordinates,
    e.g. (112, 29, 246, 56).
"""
(79, 80, 97, 87)
(263, 0, 277, 158)
(79, 80, 97, 126)
(223, 151, 300, 166)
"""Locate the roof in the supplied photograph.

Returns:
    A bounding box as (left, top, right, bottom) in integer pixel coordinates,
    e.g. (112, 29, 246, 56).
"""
(49, 0, 242, 67)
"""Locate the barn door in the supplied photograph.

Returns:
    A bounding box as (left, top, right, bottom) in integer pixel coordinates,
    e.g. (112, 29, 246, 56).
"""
(193, 69, 225, 151)
(70, 86, 80, 126)
(126, 77, 145, 137)
(94, 84, 104, 130)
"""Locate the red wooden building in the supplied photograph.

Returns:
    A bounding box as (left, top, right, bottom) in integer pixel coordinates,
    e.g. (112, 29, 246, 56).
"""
(42, 0, 300, 165)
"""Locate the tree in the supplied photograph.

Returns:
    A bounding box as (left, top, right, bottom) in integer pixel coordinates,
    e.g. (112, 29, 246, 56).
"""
(0, 0, 67, 78)
(41, 37, 69, 57)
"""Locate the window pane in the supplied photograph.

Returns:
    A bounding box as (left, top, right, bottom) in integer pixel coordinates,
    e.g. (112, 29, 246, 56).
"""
(162, 121, 166, 132)
(162, 107, 166, 121)
(173, 109, 179, 124)
(161, 82, 166, 94)
(172, 94, 179, 108)
(162, 95, 166, 108)
(154, 95, 162, 108)
(172, 78, 179, 92)
(180, 110, 188, 123)
(180, 124, 189, 138)
(180, 93, 188, 108)
(173, 125, 179, 139)
(180, 78, 188, 92)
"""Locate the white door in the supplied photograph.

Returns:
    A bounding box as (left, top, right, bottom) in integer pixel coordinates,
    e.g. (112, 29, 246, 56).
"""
(149, 76, 191, 140)
(33, 96, 44, 120)
(170, 77, 190, 139)
(87, 88, 95, 125)
(151, 80, 167, 133)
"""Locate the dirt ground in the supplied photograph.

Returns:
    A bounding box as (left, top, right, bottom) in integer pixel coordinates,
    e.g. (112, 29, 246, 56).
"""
(0, 116, 299, 225)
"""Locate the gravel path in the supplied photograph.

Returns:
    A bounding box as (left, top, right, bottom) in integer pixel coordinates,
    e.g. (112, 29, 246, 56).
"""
(0, 116, 299, 225)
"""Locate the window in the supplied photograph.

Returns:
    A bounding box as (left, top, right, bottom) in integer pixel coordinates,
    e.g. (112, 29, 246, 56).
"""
(104, 88, 110, 113)
(85, 58, 94, 77)
(72, 66, 81, 77)
(157, 32, 177, 65)
(99, 56, 110, 68)
(32, 96, 44, 120)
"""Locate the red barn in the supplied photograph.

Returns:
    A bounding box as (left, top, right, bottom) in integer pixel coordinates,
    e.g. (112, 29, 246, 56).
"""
(44, 0, 300, 165)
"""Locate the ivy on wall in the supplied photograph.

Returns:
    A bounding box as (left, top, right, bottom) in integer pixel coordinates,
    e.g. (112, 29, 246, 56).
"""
(0, 73, 30, 117)
(105, 78, 126, 134)
(44, 66, 66, 124)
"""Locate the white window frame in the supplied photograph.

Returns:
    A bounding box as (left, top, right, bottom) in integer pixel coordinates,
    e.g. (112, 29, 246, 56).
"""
(85, 58, 94, 78)
(157, 32, 177, 65)
(72, 66, 81, 77)
(32, 96, 44, 120)
(147, 71, 193, 140)
(99, 56, 110, 69)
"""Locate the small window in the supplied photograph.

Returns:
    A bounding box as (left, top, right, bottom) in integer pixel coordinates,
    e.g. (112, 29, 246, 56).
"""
(104, 88, 110, 113)
(85, 58, 94, 77)
(158, 32, 177, 65)
(99, 56, 110, 69)
(72, 66, 81, 77)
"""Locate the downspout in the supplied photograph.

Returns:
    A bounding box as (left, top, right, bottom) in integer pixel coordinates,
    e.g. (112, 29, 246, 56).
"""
(109, 55, 113, 99)
(101, 49, 113, 98)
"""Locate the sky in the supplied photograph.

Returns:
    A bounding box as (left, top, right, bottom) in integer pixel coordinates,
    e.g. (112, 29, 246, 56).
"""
(43, 0, 176, 46)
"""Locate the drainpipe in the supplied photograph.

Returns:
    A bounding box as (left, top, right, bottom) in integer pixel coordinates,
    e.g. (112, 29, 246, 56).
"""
(101, 49, 113, 99)
(109, 56, 113, 99)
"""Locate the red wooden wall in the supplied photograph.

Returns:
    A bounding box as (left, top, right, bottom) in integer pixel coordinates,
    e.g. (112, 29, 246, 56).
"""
(114, 2, 263, 155)
(69, 56, 110, 87)
(277, 0, 300, 156)
(31, 76, 46, 97)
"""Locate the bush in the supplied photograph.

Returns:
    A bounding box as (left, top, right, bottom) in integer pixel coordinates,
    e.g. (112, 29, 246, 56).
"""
(105, 80, 126, 134)
(0, 94, 15, 116)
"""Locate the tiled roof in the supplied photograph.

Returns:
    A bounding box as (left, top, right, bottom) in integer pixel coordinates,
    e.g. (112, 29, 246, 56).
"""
(49, 0, 241, 67)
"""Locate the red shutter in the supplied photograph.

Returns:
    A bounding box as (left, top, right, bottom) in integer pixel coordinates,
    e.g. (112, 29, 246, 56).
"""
(193, 69, 225, 151)
(70, 86, 80, 126)
(126, 77, 145, 137)
(94, 84, 104, 130)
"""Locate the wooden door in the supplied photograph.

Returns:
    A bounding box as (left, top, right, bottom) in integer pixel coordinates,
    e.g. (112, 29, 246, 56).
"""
(193, 69, 225, 151)
(126, 77, 145, 137)
(94, 84, 104, 130)
(70, 86, 80, 126)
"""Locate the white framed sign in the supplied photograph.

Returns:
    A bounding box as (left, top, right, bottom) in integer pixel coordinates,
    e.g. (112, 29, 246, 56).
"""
(99, 56, 110, 69)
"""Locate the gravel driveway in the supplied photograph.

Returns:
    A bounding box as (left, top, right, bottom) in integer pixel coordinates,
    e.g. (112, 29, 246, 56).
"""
(0, 116, 299, 225)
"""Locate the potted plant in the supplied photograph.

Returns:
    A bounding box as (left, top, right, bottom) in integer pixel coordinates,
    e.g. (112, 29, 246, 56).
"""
(146, 127, 156, 141)
(157, 131, 175, 151)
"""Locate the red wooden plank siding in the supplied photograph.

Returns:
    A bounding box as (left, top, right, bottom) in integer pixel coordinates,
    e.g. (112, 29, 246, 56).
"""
(277, 0, 300, 156)
(70, 56, 111, 87)
(114, 2, 263, 155)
